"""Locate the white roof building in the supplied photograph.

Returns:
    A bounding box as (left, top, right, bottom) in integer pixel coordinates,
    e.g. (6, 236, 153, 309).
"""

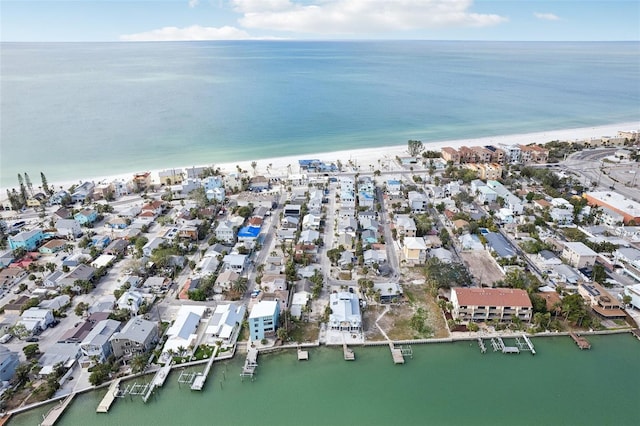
(328, 292, 362, 332)
(205, 303, 246, 343)
(164, 305, 206, 354)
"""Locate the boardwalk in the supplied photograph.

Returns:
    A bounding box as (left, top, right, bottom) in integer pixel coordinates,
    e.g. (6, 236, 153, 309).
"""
(96, 379, 121, 413)
(191, 347, 218, 391)
(40, 394, 75, 426)
(569, 332, 591, 350)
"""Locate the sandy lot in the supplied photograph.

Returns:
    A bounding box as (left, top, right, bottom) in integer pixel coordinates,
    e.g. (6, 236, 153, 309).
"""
(460, 250, 505, 286)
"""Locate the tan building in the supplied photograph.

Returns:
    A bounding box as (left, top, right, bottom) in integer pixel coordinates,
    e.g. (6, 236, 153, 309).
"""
(578, 282, 626, 319)
(519, 145, 549, 164)
(471, 146, 492, 163)
(441, 147, 461, 164)
(132, 172, 152, 191)
(458, 146, 478, 164)
(158, 168, 185, 186)
(402, 237, 428, 265)
(451, 287, 533, 323)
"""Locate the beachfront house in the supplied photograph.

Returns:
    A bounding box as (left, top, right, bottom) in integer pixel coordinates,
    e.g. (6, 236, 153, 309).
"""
(79, 319, 122, 365)
(450, 287, 532, 323)
(328, 292, 362, 332)
(249, 300, 280, 342)
(110, 316, 159, 360)
(205, 303, 246, 344)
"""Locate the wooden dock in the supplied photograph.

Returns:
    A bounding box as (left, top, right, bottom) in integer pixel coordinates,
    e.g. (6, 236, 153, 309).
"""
(343, 342, 355, 361)
(241, 347, 259, 378)
(389, 343, 404, 364)
(631, 329, 640, 341)
(297, 348, 309, 361)
(40, 393, 75, 426)
(569, 332, 591, 350)
(96, 379, 121, 413)
(191, 347, 218, 391)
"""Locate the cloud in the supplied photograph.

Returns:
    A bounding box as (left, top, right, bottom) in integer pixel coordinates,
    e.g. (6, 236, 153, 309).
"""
(534, 12, 560, 21)
(233, 0, 507, 34)
(120, 25, 255, 41)
(188, 0, 199, 8)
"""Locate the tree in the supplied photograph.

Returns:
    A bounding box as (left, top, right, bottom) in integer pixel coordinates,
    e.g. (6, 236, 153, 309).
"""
(251, 161, 258, 176)
(40, 172, 51, 195)
(23, 343, 40, 360)
(10, 324, 30, 340)
(407, 140, 424, 157)
(24, 172, 34, 196)
(592, 263, 606, 284)
(75, 302, 89, 317)
(17, 173, 27, 205)
(131, 354, 148, 373)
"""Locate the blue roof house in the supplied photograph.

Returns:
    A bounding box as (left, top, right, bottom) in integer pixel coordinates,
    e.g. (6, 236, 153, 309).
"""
(9, 229, 45, 251)
(74, 208, 98, 225)
(237, 226, 261, 242)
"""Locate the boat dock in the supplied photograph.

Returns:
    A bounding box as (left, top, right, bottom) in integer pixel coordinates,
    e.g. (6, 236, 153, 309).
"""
(631, 329, 640, 341)
(191, 347, 218, 391)
(343, 342, 355, 361)
(516, 335, 536, 355)
(140, 364, 172, 402)
(388, 342, 412, 364)
(297, 347, 309, 361)
(477, 338, 486, 353)
(491, 337, 520, 354)
(40, 393, 75, 426)
(96, 378, 121, 413)
(240, 347, 259, 379)
(569, 332, 591, 350)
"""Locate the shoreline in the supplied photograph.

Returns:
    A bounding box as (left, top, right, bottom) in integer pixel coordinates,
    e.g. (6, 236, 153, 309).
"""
(3, 120, 637, 196)
(5, 328, 636, 418)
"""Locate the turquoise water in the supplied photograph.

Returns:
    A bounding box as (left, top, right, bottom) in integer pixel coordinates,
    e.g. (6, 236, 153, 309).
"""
(1, 41, 639, 187)
(9, 334, 640, 426)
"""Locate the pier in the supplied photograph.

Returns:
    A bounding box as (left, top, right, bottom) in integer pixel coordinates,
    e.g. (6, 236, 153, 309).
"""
(343, 342, 355, 361)
(191, 347, 218, 391)
(515, 335, 536, 355)
(40, 393, 75, 426)
(477, 338, 486, 353)
(297, 347, 309, 361)
(569, 332, 591, 350)
(490, 337, 519, 354)
(96, 378, 121, 413)
(631, 329, 640, 341)
(240, 347, 259, 379)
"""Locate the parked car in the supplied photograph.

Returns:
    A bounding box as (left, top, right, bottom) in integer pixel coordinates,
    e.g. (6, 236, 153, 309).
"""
(25, 337, 39, 342)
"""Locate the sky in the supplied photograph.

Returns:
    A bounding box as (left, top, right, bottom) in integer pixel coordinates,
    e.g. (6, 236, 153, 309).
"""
(1, 0, 639, 42)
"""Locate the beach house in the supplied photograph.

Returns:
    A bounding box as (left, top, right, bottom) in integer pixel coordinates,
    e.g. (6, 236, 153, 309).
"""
(328, 292, 362, 332)
(110, 316, 159, 360)
(79, 319, 122, 365)
(249, 300, 280, 341)
(74, 208, 98, 225)
(8, 228, 45, 251)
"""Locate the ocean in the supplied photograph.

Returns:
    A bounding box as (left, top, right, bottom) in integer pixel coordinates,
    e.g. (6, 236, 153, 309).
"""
(8, 334, 640, 426)
(1, 41, 639, 189)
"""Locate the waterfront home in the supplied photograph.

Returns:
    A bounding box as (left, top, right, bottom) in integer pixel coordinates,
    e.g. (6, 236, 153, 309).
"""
(38, 343, 81, 377)
(158, 168, 185, 186)
(402, 237, 428, 265)
(19, 307, 54, 333)
(451, 287, 532, 323)
(8, 228, 45, 251)
(79, 319, 122, 365)
(164, 305, 206, 355)
(71, 181, 95, 203)
(562, 241, 598, 268)
(74, 208, 98, 225)
(328, 292, 362, 332)
(249, 300, 280, 341)
(0, 345, 19, 381)
(49, 190, 71, 205)
(110, 316, 159, 360)
(205, 303, 246, 344)
(132, 172, 152, 191)
(249, 176, 270, 192)
(578, 282, 626, 320)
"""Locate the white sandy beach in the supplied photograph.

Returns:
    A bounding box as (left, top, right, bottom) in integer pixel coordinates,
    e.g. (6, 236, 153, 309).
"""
(25, 121, 640, 194)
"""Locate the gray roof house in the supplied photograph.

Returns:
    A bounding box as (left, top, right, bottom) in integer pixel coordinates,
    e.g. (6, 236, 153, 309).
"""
(0, 345, 19, 381)
(110, 316, 159, 360)
(80, 319, 121, 364)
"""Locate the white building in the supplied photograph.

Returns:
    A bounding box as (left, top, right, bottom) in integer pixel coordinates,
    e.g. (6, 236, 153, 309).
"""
(624, 283, 640, 309)
(328, 292, 362, 332)
(562, 242, 598, 268)
(164, 305, 206, 355)
(205, 303, 246, 344)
